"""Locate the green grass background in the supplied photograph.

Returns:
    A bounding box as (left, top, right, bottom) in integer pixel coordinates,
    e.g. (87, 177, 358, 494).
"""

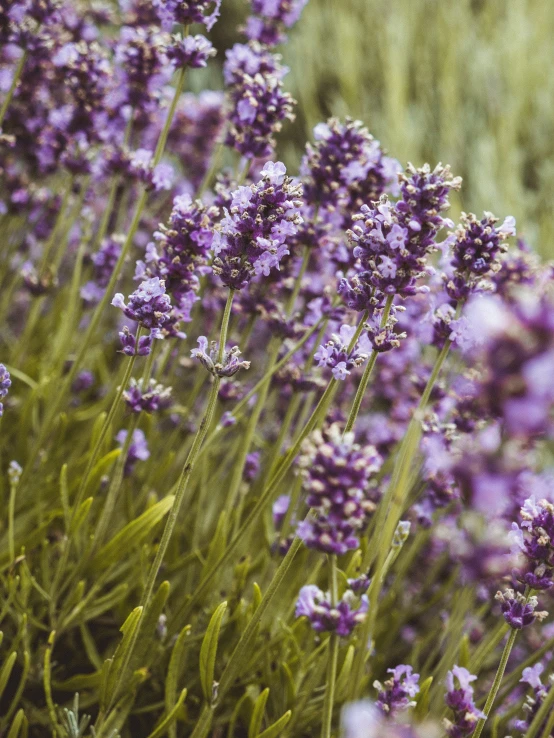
(219, 0, 554, 257)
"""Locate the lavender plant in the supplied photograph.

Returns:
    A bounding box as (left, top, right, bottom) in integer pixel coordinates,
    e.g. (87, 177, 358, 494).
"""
(0, 2, 553, 738)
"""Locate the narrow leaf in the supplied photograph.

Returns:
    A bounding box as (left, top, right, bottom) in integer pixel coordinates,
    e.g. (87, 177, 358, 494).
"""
(248, 688, 269, 738)
(257, 710, 292, 738)
(199, 601, 227, 702)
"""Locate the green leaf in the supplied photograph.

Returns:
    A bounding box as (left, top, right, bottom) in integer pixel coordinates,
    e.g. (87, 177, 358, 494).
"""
(93, 496, 174, 569)
(199, 601, 227, 702)
(336, 645, 354, 700)
(248, 688, 269, 738)
(280, 663, 295, 708)
(166, 624, 191, 738)
(146, 688, 187, 738)
(6, 709, 27, 738)
(106, 606, 143, 699)
(53, 671, 102, 691)
(252, 583, 262, 612)
(129, 580, 170, 673)
(59, 464, 69, 529)
(257, 710, 292, 738)
(3, 651, 30, 726)
(69, 496, 93, 536)
(414, 676, 433, 721)
(0, 652, 17, 702)
(458, 634, 470, 669)
(84, 449, 121, 497)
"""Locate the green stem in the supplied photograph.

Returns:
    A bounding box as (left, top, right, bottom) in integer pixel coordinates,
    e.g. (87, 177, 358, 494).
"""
(18, 65, 188, 491)
(470, 628, 519, 738)
(103, 290, 234, 717)
(49, 337, 140, 618)
(0, 51, 27, 127)
(196, 139, 225, 198)
(321, 555, 339, 738)
(286, 245, 311, 314)
(343, 296, 394, 434)
(8, 478, 17, 562)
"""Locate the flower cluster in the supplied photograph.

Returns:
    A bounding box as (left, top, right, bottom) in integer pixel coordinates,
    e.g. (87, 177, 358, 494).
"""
(115, 428, 150, 476)
(245, 0, 309, 46)
(212, 162, 303, 290)
(295, 584, 368, 636)
(154, 0, 221, 30)
(443, 666, 485, 738)
(514, 664, 553, 733)
(112, 277, 172, 332)
(0, 364, 11, 416)
(224, 42, 295, 159)
(296, 424, 382, 554)
(314, 324, 373, 381)
(375, 665, 420, 717)
(191, 337, 251, 378)
(137, 194, 217, 323)
(123, 378, 172, 414)
(81, 236, 123, 304)
(464, 292, 554, 438)
(444, 212, 516, 301)
(495, 589, 547, 629)
(165, 34, 215, 69)
(301, 118, 401, 218)
(348, 163, 461, 300)
(511, 497, 554, 590)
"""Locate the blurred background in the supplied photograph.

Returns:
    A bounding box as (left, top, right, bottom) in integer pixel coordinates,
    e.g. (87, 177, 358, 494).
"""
(208, 0, 554, 257)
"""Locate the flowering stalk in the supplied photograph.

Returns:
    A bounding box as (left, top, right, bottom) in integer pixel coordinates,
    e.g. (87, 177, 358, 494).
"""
(49, 328, 142, 620)
(100, 289, 235, 723)
(19, 66, 189, 492)
(470, 589, 531, 738)
(343, 295, 394, 434)
(321, 554, 339, 738)
(349, 321, 458, 700)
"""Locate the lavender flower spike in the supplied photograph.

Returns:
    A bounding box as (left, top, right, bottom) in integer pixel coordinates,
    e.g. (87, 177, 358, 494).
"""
(295, 584, 368, 636)
(191, 337, 251, 378)
(112, 277, 172, 331)
(375, 665, 420, 717)
(495, 589, 547, 629)
(0, 364, 11, 416)
(444, 666, 485, 738)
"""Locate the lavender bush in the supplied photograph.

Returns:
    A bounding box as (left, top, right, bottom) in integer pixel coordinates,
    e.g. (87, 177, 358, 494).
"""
(0, 2, 553, 737)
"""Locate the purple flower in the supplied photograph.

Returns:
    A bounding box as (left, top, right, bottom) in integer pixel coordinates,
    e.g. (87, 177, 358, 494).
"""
(514, 663, 551, 733)
(123, 378, 172, 413)
(295, 584, 368, 636)
(245, 0, 309, 46)
(243, 451, 261, 481)
(72, 370, 94, 394)
(495, 589, 547, 629)
(212, 162, 303, 290)
(116, 428, 150, 476)
(510, 497, 554, 589)
(296, 424, 382, 555)
(223, 42, 295, 159)
(348, 162, 461, 300)
(113, 25, 169, 111)
(314, 324, 373, 381)
(138, 194, 217, 317)
(191, 336, 251, 378)
(444, 666, 485, 738)
(118, 326, 155, 356)
(112, 277, 172, 331)
(273, 494, 290, 528)
(153, 0, 222, 30)
(301, 118, 401, 219)
(0, 364, 11, 416)
(444, 212, 515, 301)
(82, 236, 123, 304)
(165, 34, 215, 69)
(375, 665, 420, 717)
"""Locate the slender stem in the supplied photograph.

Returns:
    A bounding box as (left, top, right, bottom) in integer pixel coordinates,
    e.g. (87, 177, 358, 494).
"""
(102, 290, 234, 717)
(0, 50, 27, 126)
(49, 336, 140, 618)
(321, 555, 339, 738)
(343, 296, 394, 434)
(470, 628, 519, 738)
(8, 478, 17, 562)
(286, 245, 311, 315)
(196, 139, 225, 198)
(349, 330, 456, 700)
(18, 64, 188, 491)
